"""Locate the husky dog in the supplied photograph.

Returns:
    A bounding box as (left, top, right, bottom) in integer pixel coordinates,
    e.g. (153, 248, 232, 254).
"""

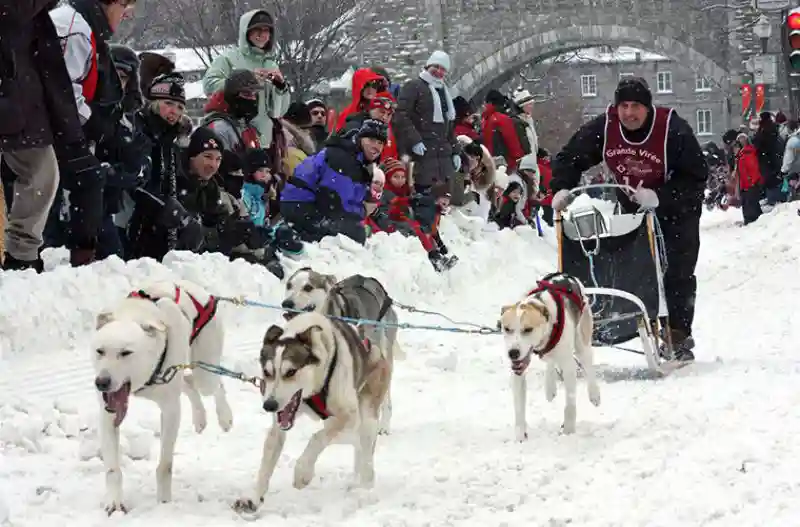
(233, 312, 390, 512)
(281, 267, 403, 434)
(498, 273, 600, 438)
(91, 280, 233, 514)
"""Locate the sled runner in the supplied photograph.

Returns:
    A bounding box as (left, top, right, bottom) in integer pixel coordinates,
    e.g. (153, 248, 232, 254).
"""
(556, 184, 677, 374)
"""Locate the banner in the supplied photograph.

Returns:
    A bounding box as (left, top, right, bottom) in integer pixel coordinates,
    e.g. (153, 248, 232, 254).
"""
(755, 84, 766, 115)
(741, 84, 753, 120)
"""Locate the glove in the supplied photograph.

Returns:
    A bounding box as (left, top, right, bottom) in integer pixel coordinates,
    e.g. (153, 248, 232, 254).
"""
(58, 141, 109, 192)
(224, 218, 255, 246)
(452, 154, 462, 172)
(412, 142, 427, 156)
(632, 183, 659, 209)
(551, 189, 573, 211)
(177, 218, 205, 251)
(159, 196, 192, 229)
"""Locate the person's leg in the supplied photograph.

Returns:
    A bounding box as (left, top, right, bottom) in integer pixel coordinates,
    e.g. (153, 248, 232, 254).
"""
(3, 146, 59, 268)
(659, 212, 700, 360)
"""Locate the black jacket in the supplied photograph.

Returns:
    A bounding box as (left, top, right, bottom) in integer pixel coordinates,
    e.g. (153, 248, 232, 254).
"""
(551, 109, 708, 218)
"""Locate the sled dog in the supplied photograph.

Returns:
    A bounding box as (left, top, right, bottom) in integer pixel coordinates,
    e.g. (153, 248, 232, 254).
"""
(91, 280, 233, 514)
(281, 267, 403, 434)
(233, 312, 390, 512)
(498, 272, 600, 438)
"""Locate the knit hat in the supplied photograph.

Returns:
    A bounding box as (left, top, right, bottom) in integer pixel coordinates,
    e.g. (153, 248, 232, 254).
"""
(512, 88, 535, 107)
(453, 96, 474, 120)
(247, 11, 274, 31)
(425, 50, 451, 71)
(138, 51, 175, 97)
(485, 89, 507, 108)
(518, 153, 538, 172)
(306, 98, 327, 112)
(149, 72, 186, 104)
(187, 127, 223, 158)
(284, 101, 311, 127)
(614, 77, 652, 107)
(224, 70, 261, 99)
(244, 148, 273, 178)
(356, 119, 389, 143)
(371, 66, 391, 85)
(369, 92, 397, 111)
(381, 157, 406, 181)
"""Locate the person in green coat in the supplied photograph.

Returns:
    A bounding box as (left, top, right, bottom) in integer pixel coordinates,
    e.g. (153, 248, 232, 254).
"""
(202, 9, 291, 148)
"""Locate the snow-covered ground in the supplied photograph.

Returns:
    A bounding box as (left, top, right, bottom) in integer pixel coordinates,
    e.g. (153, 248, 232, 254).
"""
(1, 206, 799, 526)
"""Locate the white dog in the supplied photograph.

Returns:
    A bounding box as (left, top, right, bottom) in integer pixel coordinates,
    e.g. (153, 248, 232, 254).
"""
(233, 312, 390, 513)
(91, 280, 233, 514)
(498, 273, 601, 438)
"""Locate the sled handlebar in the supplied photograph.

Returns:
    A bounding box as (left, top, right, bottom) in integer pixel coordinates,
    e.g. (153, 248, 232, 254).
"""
(565, 183, 638, 197)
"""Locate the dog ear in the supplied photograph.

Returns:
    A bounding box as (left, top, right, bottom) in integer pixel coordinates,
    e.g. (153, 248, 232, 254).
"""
(264, 325, 284, 345)
(96, 311, 115, 330)
(295, 324, 323, 345)
(323, 275, 337, 289)
(140, 320, 166, 337)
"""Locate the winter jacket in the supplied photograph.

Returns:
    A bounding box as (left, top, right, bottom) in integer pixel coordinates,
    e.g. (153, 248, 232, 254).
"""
(454, 120, 479, 141)
(340, 110, 399, 160)
(494, 193, 525, 230)
(394, 77, 458, 187)
(242, 181, 267, 227)
(753, 124, 783, 187)
(201, 9, 291, 147)
(280, 135, 370, 218)
(335, 68, 387, 131)
(482, 104, 525, 171)
(736, 144, 763, 191)
(781, 131, 800, 175)
(538, 159, 553, 206)
(550, 109, 708, 217)
(50, 0, 124, 144)
(203, 91, 262, 153)
(0, 0, 84, 152)
(516, 113, 539, 158)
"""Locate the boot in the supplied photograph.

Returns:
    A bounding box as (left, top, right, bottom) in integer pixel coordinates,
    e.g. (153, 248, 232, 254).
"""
(2, 252, 44, 273)
(659, 328, 695, 362)
(428, 250, 457, 272)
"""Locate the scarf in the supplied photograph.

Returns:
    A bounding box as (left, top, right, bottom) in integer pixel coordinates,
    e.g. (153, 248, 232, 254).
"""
(419, 70, 456, 124)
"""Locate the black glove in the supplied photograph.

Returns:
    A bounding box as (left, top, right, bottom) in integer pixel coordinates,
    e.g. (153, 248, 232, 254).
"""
(159, 195, 193, 230)
(221, 217, 254, 247)
(57, 141, 109, 192)
(177, 218, 205, 251)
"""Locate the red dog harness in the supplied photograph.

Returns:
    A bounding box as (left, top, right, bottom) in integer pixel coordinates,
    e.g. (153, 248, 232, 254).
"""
(511, 279, 585, 375)
(304, 338, 370, 419)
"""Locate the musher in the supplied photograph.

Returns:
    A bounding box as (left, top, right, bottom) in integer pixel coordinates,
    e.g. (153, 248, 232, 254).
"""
(549, 77, 708, 362)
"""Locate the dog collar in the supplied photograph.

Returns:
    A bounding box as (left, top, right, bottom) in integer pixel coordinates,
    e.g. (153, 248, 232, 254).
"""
(527, 279, 586, 358)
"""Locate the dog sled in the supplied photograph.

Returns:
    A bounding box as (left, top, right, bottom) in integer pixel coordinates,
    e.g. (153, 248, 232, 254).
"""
(556, 184, 676, 374)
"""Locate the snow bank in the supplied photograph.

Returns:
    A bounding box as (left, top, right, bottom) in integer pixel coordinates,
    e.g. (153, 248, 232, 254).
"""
(0, 219, 556, 360)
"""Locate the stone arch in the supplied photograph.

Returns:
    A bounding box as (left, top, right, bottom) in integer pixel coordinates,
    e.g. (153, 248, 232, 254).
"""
(451, 24, 731, 101)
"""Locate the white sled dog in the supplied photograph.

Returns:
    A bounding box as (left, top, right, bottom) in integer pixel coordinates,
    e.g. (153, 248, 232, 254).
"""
(498, 272, 601, 438)
(281, 267, 404, 434)
(91, 280, 233, 514)
(233, 312, 390, 512)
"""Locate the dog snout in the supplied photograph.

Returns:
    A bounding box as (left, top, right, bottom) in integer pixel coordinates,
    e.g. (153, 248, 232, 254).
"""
(262, 398, 279, 413)
(281, 299, 295, 310)
(95, 376, 112, 392)
(508, 348, 521, 360)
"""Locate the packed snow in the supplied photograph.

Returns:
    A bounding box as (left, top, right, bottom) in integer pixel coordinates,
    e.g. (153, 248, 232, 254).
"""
(1, 207, 799, 526)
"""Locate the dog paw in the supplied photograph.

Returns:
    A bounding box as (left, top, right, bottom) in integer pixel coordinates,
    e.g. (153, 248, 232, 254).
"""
(560, 422, 576, 435)
(377, 424, 390, 436)
(232, 497, 263, 513)
(588, 385, 601, 407)
(192, 408, 208, 434)
(545, 384, 557, 402)
(293, 464, 314, 489)
(216, 404, 234, 432)
(515, 427, 528, 442)
(104, 501, 128, 516)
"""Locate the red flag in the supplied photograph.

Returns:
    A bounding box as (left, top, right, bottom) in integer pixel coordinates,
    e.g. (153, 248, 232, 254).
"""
(741, 84, 752, 118)
(755, 84, 766, 115)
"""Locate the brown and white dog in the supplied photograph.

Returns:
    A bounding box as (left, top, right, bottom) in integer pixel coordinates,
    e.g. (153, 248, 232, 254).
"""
(498, 273, 600, 438)
(233, 312, 390, 513)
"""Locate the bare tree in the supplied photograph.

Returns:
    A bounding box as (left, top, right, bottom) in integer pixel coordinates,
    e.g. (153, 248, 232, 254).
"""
(533, 94, 586, 153)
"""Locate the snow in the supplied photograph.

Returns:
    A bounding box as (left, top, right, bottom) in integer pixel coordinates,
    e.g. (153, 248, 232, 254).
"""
(2, 206, 800, 525)
(544, 46, 669, 64)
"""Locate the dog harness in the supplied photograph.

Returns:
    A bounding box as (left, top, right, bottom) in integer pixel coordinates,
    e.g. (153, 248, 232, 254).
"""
(303, 338, 370, 419)
(511, 276, 585, 375)
(128, 286, 218, 389)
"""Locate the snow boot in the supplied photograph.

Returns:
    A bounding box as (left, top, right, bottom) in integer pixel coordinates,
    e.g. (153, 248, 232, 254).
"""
(2, 252, 44, 273)
(659, 328, 695, 362)
(428, 250, 457, 272)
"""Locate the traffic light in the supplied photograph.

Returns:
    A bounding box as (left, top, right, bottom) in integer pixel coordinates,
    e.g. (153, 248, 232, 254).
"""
(787, 8, 800, 71)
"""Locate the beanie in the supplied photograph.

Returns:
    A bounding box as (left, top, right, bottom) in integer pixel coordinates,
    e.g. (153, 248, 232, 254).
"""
(356, 119, 389, 143)
(371, 66, 391, 85)
(453, 96, 474, 120)
(244, 148, 273, 178)
(512, 89, 535, 107)
(247, 11, 274, 31)
(149, 72, 186, 104)
(518, 153, 538, 172)
(187, 127, 223, 159)
(485, 89, 507, 108)
(224, 70, 261, 100)
(306, 98, 327, 112)
(425, 50, 451, 71)
(614, 77, 652, 107)
(369, 92, 397, 111)
(381, 157, 406, 181)
(284, 101, 311, 127)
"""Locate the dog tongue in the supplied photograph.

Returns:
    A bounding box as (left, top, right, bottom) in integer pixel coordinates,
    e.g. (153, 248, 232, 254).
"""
(107, 384, 131, 427)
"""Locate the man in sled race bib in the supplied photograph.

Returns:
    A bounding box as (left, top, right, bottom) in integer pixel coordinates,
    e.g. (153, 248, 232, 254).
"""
(549, 77, 708, 362)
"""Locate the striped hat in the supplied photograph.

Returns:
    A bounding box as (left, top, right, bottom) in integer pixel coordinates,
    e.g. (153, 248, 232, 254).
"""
(381, 157, 406, 180)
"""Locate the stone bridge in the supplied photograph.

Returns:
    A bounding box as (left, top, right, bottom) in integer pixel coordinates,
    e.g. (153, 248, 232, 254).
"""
(350, 0, 734, 101)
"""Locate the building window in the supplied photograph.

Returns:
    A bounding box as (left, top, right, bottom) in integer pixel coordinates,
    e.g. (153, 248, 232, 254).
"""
(656, 71, 672, 93)
(581, 75, 597, 97)
(696, 109, 712, 135)
(695, 75, 711, 92)
(619, 72, 634, 78)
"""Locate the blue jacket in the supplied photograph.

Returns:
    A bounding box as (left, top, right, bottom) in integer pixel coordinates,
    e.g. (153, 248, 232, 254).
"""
(280, 135, 370, 218)
(242, 182, 267, 226)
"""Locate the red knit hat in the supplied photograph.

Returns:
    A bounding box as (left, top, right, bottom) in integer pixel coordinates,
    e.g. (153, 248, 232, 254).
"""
(381, 157, 406, 180)
(369, 92, 397, 112)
